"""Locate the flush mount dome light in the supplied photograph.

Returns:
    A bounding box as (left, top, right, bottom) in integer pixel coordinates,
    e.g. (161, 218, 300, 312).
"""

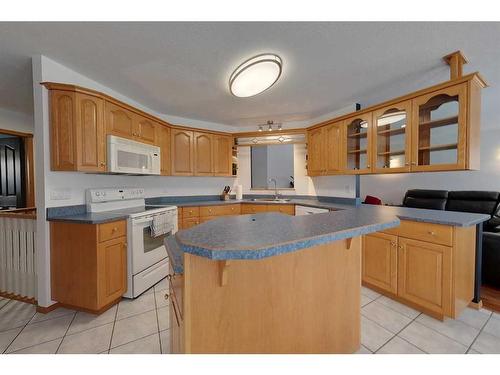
(229, 54, 282, 97)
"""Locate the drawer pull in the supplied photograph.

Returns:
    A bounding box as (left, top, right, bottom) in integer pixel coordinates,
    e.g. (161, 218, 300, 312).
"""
(112, 227, 118, 233)
(428, 231, 436, 236)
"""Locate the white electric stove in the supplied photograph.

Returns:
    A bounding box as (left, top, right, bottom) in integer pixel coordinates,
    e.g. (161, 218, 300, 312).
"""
(86, 188, 178, 298)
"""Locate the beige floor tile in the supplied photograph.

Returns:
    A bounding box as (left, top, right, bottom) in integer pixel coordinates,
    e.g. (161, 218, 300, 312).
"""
(456, 307, 491, 330)
(67, 305, 117, 335)
(117, 293, 156, 320)
(143, 286, 155, 295)
(0, 300, 36, 332)
(471, 332, 500, 354)
(354, 345, 372, 354)
(155, 290, 169, 309)
(361, 294, 373, 307)
(0, 298, 9, 310)
(0, 327, 22, 353)
(362, 301, 411, 334)
(6, 314, 73, 353)
(58, 323, 113, 354)
(157, 306, 170, 331)
(467, 349, 481, 354)
(9, 338, 62, 354)
(416, 314, 479, 346)
(111, 309, 158, 348)
(361, 316, 394, 352)
(399, 321, 467, 354)
(160, 329, 170, 354)
(154, 277, 168, 292)
(377, 336, 425, 354)
(376, 296, 420, 319)
(361, 286, 380, 300)
(30, 308, 75, 324)
(483, 316, 500, 339)
(110, 333, 161, 354)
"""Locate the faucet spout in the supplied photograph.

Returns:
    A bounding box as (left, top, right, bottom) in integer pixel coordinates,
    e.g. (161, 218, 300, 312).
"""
(269, 178, 279, 199)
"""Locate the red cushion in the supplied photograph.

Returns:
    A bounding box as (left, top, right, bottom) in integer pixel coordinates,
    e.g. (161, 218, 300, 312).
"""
(364, 195, 382, 205)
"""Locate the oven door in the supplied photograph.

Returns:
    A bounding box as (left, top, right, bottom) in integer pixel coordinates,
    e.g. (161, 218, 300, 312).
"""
(131, 215, 171, 275)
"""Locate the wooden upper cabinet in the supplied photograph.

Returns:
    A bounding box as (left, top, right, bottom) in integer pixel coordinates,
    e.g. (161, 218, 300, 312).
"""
(134, 115, 157, 145)
(372, 100, 412, 174)
(50, 90, 77, 170)
(158, 125, 171, 176)
(344, 112, 373, 174)
(213, 135, 233, 176)
(49, 89, 105, 172)
(105, 101, 135, 139)
(194, 132, 214, 176)
(362, 233, 398, 295)
(325, 121, 344, 173)
(171, 129, 194, 176)
(307, 127, 325, 176)
(76, 93, 106, 172)
(411, 83, 467, 172)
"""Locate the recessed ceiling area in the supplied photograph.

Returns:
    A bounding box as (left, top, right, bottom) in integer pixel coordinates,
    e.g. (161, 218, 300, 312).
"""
(0, 22, 499, 128)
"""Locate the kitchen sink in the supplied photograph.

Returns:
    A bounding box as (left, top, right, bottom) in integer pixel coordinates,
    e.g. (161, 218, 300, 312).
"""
(250, 198, 292, 202)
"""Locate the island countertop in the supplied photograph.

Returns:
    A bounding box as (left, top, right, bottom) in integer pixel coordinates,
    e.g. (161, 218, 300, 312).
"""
(175, 207, 401, 260)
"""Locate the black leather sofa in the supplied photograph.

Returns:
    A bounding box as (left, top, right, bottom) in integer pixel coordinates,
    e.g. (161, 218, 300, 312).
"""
(402, 189, 500, 289)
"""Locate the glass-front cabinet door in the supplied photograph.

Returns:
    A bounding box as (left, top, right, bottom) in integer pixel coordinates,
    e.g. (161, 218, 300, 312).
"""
(372, 100, 411, 173)
(345, 113, 372, 173)
(411, 83, 467, 171)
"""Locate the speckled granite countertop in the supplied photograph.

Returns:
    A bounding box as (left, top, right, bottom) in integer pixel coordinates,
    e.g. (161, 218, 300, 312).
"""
(175, 209, 400, 260)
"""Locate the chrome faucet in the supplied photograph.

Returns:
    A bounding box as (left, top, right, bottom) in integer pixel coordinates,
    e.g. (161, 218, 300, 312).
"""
(269, 178, 279, 200)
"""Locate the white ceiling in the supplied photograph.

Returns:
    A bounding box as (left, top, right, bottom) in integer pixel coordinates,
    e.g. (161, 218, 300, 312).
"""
(1, 22, 500, 128)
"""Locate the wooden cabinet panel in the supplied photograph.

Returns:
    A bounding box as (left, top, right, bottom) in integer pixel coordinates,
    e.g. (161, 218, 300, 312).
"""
(307, 127, 325, 176)
(325, 122, 344, 173)
(76, 93, 106, 172)
(397, 238, 452, 316)
(266, 204, 295, 215)
(213, 135, 233, 176)
(171, 129, 194, 176)
(194, 132, 214, 176)
(241, 204, 268, 214)
(158, 125, 171, 176)
(182, 206, 200, 218)
(99, 220, 127, 242)
(200, 216, 216, 223)
(182, 217, 200, 229)
(98, 236, 127, 307)
(134, 115, 157, 144)
(105, 101, 135, 139)
(219, 204, 241, 216)
(199, 204, 240, 217)
(362, 233, 398, 294)
(382, 220, 453, 247)
(50, 90, 77, 170)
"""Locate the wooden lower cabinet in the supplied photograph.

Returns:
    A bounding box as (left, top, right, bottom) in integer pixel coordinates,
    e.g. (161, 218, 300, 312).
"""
(182, 217, 200, 229)
(240, 204, 268, 214)
(362, 233, 398, 295)
(362, 220, 476, 319)
(50, 220, 127, 313)
(266, 204, 295, 215)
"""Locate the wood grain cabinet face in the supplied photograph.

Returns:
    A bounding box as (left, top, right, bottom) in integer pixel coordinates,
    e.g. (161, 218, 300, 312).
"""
(362, 233, 398, 294)
(345, 112, 373, 174)
(213, 135, 233, 176)
(105, 101, 135, 139)
(307, 127, 325, 176)
(325, 121, 344, 173)
(76, 93, 106, 172)
(171, 129, 194, 176)
(411, 83, 467, 172)
(134, 115, 158, 144)
(50, 90, 77, 170)
(397, 237, 452, 316)
(194, 132, 214, 176)
(158, 125, 171, 175)
(98, 236, 127, 307)
(372, 100, 412, 174)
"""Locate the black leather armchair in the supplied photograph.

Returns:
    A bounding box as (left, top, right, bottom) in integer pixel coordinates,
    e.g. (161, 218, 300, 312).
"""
(402, 189, 448, 210)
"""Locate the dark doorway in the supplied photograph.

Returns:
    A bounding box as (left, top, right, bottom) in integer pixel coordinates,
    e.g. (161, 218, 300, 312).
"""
(0, 135, 26, 209)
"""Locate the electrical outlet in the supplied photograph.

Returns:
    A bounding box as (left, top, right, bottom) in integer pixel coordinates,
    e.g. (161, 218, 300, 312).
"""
(50, 188, 71, 201)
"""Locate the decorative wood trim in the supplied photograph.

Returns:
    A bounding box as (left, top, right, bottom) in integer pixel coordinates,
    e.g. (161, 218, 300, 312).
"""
(36, 302, 61, 314)
(0, 207, 36, 219)
(0, 291, 37, 306)
(0, 128, 33, 138)
(23, 137, 35, 207)
(219, 260, 231, 286)
(232, 128, 306, 138)
(443, 51, 468, 80)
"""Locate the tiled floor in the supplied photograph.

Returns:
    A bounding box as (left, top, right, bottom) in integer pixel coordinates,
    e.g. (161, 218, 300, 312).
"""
(1, 283, 500, 354)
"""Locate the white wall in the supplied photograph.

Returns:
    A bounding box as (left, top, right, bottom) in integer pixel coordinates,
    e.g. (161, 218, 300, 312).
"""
(0, 107, 34, 134)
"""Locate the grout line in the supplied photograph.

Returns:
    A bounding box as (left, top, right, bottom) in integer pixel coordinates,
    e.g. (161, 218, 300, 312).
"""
(153, 287, 162, 354)
(3, 310, 38, 354)
(55, 312, 77, 354)
(109, 332, 160, 354)
(0, 299, 12, 312)
(370, 311, 422, 354)
(465, 312, 493, 354)
(108, 301, 120, 352)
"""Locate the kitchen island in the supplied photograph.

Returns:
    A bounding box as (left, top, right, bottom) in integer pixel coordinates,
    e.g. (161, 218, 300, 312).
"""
(167, 208, 401, 354)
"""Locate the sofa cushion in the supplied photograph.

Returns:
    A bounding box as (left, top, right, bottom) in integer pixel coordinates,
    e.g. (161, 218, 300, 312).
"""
(446, 191, 500, 230)
(403, 189, 448, 210)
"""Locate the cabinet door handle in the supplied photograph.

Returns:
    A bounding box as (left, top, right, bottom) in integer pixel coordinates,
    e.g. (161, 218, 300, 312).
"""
(366, 165, 371, 168)
(405, 162, 409, 166)
(428, 231, 436, 236)
(398, 245, 403, 250)
(100, 162, 106, 167)
(411, 162, 417, 165)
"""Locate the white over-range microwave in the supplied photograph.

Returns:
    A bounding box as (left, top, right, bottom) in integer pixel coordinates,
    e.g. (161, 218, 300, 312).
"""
(107, 135, 161, 175)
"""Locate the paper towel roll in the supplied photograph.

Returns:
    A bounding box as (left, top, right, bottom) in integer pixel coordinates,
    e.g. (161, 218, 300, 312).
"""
(235, 184, 243, 200)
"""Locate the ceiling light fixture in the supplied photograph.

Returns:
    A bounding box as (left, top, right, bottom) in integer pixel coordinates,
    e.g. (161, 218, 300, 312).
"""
(258, 125, 263, 132)
(229, 54, 283, 98)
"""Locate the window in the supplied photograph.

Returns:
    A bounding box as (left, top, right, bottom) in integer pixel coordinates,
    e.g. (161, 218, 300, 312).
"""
(251, 144, 294, 189)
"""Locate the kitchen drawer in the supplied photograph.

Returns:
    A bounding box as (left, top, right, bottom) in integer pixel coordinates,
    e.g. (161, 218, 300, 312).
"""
(200, 204, 241, 217)
(219, 204, 241, 216)
(98, 220, 127, 242)
(182, 217, 200, 229)
(241, 204, 268, 214)
(182, 206, 200, 218)
(199, 216, 216, 223)
(383, 220, 453, 247)
(267, 204, 295, 215)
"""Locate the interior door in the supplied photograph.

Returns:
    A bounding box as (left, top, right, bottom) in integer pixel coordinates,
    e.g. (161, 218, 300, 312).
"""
(0, 136, 25, 209)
